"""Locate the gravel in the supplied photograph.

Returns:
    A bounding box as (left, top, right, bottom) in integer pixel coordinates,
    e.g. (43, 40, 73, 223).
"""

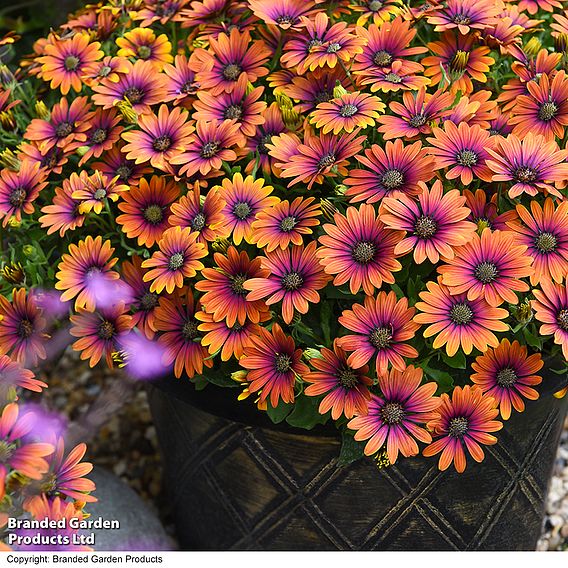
(23, 347, 568, 551)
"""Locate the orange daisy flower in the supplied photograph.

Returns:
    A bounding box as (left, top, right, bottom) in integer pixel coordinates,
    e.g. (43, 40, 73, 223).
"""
(195, 246, 269, 327)
(317, 204, 403, 296)
(506, 199, 568, 286)
(55, 236, 120, 311)
(244, 242, 331, 324)
(310, 91, 385, 135)
(0, 289, 48, 367)
(153, 287, 212, 379)
(116, 27, 173, 70)
(116, 176, 180, 247)
(437, 229, 534, 307)
(196, 311, 269, 362)
(168, 182, 230, 245)
(250, 197, 320, 252)
(121, 105, 195, 172)
(38, 32, 103, 95)
(70, 303, 133, 368)
(471, 339, 543, 420)
(216, 173, 279, 245)
(423, 385, 502, 473)
(141, 226, 207, 294)
(414, 279, 509, 357)
(70, 170, 128, 215)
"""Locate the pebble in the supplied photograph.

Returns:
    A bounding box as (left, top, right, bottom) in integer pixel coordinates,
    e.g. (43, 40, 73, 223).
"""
(537, 417, 568, 551)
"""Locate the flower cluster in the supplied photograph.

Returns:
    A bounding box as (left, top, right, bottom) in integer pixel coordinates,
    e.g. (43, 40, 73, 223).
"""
(0, 0, 567, 484)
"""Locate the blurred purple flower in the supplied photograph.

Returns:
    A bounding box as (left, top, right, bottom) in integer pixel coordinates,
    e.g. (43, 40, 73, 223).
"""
(118, 332, 171, 381)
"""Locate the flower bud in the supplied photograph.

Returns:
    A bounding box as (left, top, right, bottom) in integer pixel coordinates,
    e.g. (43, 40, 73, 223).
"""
(231, 370, 248, 383)
(320, 198, 338, 223)
(375, 447, 391, 469)
(303, 348, 322, 360)
(523, 37, 542, 59)
(211, 237, 230, 253)
(0, 148, 20, 171)
(333, 83, 349, 99)
(34, 101, 50, 121)
(554, 33, 568, 54)
(1, 262, 25, 285)
(450, 50, 470, 74)
(114, 99, 138, 124)
(514, 298, 533, 324)
(22, 245, 35, 257)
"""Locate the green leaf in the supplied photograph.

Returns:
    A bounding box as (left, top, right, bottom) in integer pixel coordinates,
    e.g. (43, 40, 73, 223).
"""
(441, 351, 467, 369)
(286, 395, 329, 430)
(423, 366, 454, 394)
(266, 401, 293, 424)
(337, 429, 366, 467)
(320, 301, 332, 346)
(193, 375, 209, 391)
(523, 327, 543, 350)
(205, 371, 240, 388)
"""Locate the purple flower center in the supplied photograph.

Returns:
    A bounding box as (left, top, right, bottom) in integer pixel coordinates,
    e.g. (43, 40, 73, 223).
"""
(279, 216, 297, 232)
(473, 261, 498, 284)
(318, 153, 336, 169)
(222, 63, 242, 81)
(17, 319, 34, 339)
(380, 402, 405, 425)
(137, 45, 152, 60)
(381, 168, 404, 189)
(190, 212, 206, 231)
(409, 113, 427, 128)
(538, 101, 558, 122)
(449, 303, 474, 325)
(258, 134, 273, 154)
(452, 13, 471, 25)
(182, 319, 199, 340)
(352, 240, 377, 264)
(9, 187, 26, 208)
(181, 80, 198, 95)
(200, 141, 220, 158)
(369, 0, 384, 11)
(64, 55, 80, 71)
(557, 309, 568, 331)
(281, 271, 304, 291)
(97, 320, 115, 340)
(275, 353, 293, 373)
(55, 121, 74, 138)
(514, 166, 538, 183)
(93, 188, 107, 200)
(456, 149, 478, 167)
(327, 42, 342, 53)
(99, 65, 112, 77)
(143, 204, 164, 225)
(116, 165, 132, 181)
(373, 50, 392, 67)
(535, 232, 558, 253)
(91, 128, 108, 145)
(339, 104, 359, 117)
(414, 215, 438, 239)
(448, 416, 469, 437)
(384, 72, 402, 84)
(230, 274, 248, 296)
(496, 367, 518, 388)
(337, 366, 359, 389)
(152, 135, 172, 152)
(314, 90, 333, 105)
(140, 292, 159, 311)
(369, 326, 392, 349)
(124, 87, 144, 104)
(168, 252, 185, 271)
(233, 201, 252, 220)
(276, 14, 296, 25)
(224, 104, 243, 121)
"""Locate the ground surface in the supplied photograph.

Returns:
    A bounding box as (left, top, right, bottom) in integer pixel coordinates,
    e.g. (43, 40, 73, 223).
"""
(26, 348, 568, 551)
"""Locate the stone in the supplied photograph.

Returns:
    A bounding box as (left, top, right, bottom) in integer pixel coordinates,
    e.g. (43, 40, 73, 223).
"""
(86, 468, 176, 551)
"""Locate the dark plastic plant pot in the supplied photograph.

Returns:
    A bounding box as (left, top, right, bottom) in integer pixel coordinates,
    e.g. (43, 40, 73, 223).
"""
(147, 367, 568, 551)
